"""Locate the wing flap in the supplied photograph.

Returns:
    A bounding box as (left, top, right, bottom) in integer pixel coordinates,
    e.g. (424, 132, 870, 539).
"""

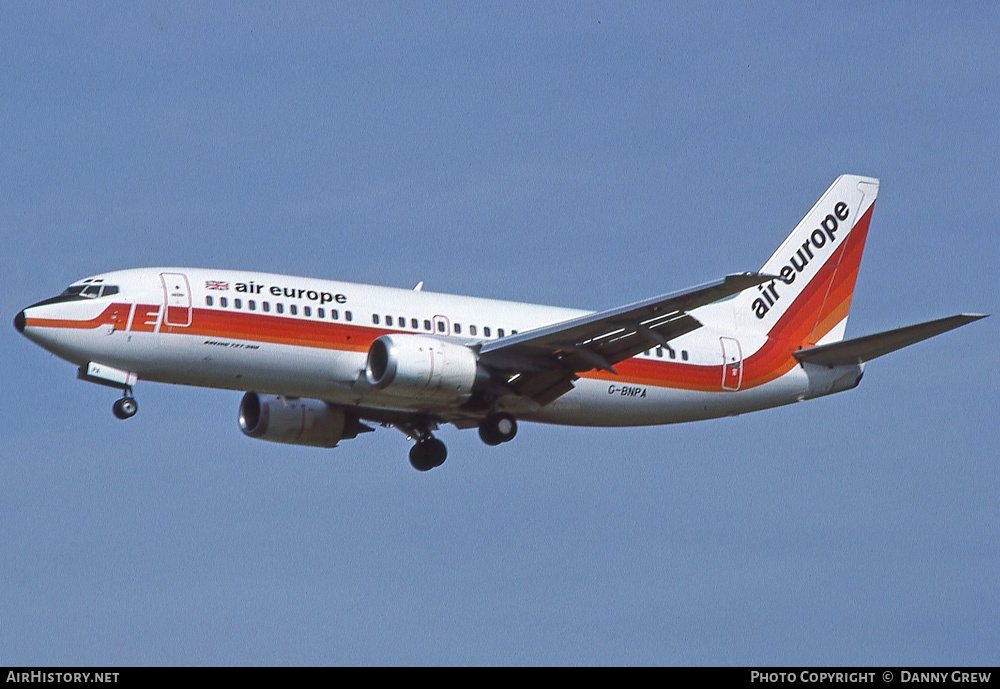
(476, 272, 772, 406)
(480, 273, 769, 365)
(793, 314, 987, 367)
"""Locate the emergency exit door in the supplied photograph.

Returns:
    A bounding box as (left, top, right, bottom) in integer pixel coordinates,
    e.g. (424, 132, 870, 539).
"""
(720, 337, 743, 391)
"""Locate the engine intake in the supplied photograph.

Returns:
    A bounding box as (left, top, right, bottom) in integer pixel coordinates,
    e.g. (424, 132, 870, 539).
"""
(365, 334, 483, 402)
(239, 392, 366, 448)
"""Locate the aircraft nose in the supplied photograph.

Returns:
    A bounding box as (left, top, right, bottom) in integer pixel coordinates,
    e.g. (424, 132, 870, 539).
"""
(14, 309, 26, 333)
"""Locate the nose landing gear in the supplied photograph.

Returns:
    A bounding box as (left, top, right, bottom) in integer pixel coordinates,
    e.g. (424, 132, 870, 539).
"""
(112, 389, 138, 420)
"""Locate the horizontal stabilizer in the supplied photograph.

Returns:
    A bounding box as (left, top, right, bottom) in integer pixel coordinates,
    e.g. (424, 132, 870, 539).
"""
(793, 314, 987, 367)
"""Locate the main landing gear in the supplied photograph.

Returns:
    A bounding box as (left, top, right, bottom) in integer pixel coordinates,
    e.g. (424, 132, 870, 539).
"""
(112, 389, 138, 420)
(409, 435, 447, 472)
(478, 414, 518, 446)
(406, 414, 519, 472)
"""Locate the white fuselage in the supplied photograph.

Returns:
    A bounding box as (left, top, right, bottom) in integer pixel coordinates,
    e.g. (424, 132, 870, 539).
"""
(18, 267, 861, 428)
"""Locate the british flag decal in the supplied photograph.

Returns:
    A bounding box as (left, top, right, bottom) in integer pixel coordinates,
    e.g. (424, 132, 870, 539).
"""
(205, 280, 229, 290)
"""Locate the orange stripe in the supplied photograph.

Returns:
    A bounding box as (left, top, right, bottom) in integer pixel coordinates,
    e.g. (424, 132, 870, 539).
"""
(25, 303, 130, 330)
(163, 309, 373, 353)
(24, 302, 807, 392)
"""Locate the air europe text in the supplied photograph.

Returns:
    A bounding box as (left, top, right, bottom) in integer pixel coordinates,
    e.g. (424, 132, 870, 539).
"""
(233, 280, 347, 305)
(752, 201, 850, 319)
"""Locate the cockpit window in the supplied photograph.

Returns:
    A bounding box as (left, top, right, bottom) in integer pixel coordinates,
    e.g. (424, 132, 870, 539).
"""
(59, 284, 120, 299)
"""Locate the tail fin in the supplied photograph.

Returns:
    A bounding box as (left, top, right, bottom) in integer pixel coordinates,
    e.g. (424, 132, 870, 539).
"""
(735, 175, 880, 347)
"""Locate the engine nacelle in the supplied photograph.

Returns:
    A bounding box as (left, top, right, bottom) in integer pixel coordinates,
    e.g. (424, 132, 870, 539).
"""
(365, 334, 483, 402)
(238, 392, 364, 448)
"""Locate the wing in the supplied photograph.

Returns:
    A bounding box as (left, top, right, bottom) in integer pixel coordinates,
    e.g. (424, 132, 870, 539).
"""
(476, 273, 772, 407)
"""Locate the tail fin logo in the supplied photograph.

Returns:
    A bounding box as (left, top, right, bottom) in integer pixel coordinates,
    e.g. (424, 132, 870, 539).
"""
(752, 201, 851, 319)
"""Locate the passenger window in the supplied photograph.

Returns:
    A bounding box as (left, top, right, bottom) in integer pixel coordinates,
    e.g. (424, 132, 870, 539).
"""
(249, 300, 256, 311)
(454, 324, 462, 334)
(220, 297, 228, 308)
(511, 330, 518, 335)
(424, 320, 431, 331)
(470, 325, 477, 336)
(373, 314, 380, 325)
(385, 316, 393, 326)
(399, 316, 405, 327)
(331, 309, 339, 320)
(656, 347, 663, 358)
(234, 298, 242, 309)
(206, 296, 213, 306)
(263, 302, 270, 312)
(276, 303, 284, 314)
(318, 307, 325, 318)
(411, 318, 419, 329)
(346, 311, 353, 321)
(484, 327, 491, 338)
(437, 320, 446, 333)
(290, 305, 298, 316)
(303, 306, 311, 317)
(498, 329, 505, 338)
(681, 350, 689, 361)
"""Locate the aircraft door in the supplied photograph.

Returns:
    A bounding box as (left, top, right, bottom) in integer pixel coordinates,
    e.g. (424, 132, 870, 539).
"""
(720, 337, 743, 391)
(160, 272, 192, 327)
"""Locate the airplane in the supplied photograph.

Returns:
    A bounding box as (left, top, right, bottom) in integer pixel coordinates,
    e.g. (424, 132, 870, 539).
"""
(14, 175, 986, 471)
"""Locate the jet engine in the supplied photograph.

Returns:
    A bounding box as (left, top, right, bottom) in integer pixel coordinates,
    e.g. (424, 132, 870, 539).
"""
(238, 392, 367, 448)
(365, 334, 486, 403)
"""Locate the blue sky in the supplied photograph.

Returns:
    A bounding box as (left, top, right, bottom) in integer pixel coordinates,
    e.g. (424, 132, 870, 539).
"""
(2, 2, 997, 665)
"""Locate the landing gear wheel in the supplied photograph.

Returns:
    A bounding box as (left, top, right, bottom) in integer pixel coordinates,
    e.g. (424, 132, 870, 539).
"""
(113, 396, 138, 420)
(478, 414, 518, 446)
(409, 437, 447, 471)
